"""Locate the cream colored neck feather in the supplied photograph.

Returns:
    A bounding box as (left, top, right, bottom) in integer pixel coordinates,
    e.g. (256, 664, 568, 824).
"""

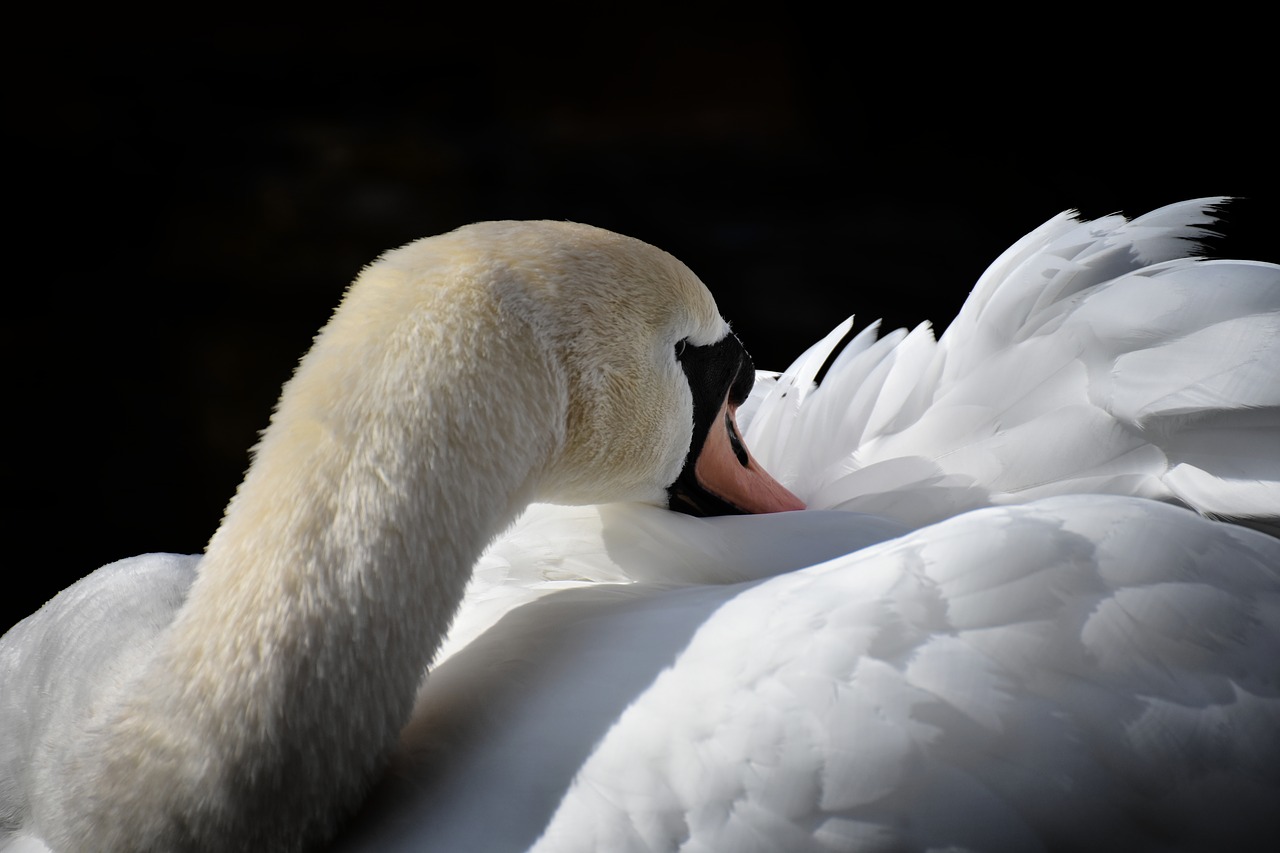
(49, 259, 568, 852)
(42, 219, 728, 853)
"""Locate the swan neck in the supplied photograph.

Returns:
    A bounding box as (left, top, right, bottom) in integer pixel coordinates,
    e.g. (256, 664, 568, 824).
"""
(192, 292, 564, 746)
(61, 287, 566, 851)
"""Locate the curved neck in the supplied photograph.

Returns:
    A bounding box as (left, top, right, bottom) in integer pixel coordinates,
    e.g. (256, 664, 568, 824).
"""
(57, 290, 567, 852)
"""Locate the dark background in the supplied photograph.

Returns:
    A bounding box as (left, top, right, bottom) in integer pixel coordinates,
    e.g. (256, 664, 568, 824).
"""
(6, 9, 1277, 632)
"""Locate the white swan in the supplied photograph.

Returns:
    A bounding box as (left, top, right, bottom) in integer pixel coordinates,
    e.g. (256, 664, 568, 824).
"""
(4, 199, 1279, 853)
(0, 220, 803, 852)
(330, 198, 1279, 852)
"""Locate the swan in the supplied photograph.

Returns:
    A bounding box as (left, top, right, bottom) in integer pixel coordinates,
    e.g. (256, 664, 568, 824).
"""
(328, 197, 1279, 852)
(4, 198, 1279, 852)
(0, 220, 804, 852)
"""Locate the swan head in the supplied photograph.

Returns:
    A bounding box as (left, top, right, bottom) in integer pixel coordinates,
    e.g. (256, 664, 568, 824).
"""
(344, 219, 803, 517)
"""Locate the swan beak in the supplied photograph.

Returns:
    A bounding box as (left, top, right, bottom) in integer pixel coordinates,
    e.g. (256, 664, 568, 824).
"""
(671, 399, 806, 516)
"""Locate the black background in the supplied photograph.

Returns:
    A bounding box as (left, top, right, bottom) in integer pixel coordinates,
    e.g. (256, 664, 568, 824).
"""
(6, 9, 1276, 632)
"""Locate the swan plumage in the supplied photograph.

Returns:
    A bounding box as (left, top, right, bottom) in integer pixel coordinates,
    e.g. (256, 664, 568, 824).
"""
(4, 199, 1279, 852)
(333, 198, 1279, 852)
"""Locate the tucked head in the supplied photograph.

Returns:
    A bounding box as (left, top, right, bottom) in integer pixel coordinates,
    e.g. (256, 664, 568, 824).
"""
(316, 219, 803, 517)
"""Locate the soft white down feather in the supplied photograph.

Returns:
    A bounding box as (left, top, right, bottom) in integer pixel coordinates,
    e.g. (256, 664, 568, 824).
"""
(3, 199, 1278, 853)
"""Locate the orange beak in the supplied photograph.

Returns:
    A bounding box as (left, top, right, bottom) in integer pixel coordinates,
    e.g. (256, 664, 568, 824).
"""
(681, 398, 805, 515)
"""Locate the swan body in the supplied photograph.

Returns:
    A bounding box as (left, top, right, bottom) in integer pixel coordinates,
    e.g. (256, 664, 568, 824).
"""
(4, 199, 1279, 852)
(344, 497, 1276, 853)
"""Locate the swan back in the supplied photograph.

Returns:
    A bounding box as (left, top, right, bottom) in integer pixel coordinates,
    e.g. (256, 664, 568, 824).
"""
(745, 198, 1280, 529)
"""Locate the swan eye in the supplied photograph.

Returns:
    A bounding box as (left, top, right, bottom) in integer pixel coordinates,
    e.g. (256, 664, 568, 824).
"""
(725, 412, 749, 467)
(675, 338, 688, 360)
